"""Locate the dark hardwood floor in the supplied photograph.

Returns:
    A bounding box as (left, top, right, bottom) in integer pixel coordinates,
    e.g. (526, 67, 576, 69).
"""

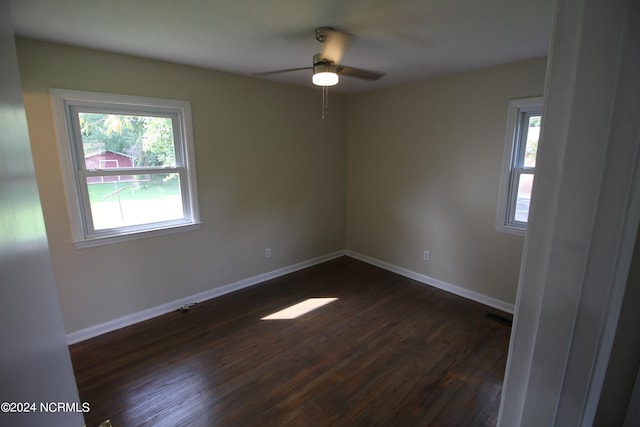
(70, 256, 512, 427)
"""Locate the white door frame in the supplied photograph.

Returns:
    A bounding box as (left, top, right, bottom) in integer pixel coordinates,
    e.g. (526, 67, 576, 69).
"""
(498, 0, 640, 424)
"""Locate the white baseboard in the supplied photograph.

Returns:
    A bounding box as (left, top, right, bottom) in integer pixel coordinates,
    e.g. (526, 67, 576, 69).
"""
(67, 249, 514, 344)
(346, 250, 515, 314)
(66, 250, 346, 344)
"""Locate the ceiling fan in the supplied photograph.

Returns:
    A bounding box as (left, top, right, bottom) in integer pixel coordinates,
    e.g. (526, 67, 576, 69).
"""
(257, 27, 385, 87)
(256, 27, 385, 118)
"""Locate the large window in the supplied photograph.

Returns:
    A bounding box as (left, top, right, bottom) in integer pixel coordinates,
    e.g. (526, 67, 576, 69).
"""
(496, 97, 543, 235)
(51, 89, 200, 247)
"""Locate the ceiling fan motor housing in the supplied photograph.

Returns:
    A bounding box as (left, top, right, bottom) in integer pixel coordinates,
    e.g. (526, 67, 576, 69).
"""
(313, 52, 335, 68)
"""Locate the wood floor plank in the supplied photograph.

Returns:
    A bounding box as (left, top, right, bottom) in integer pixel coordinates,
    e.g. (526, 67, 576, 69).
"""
(70, 256, 512, 426)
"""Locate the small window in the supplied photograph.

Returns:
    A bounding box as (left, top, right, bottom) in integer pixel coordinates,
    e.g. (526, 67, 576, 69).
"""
(51, 89, 200, 248)
(496, 97, 543, 235)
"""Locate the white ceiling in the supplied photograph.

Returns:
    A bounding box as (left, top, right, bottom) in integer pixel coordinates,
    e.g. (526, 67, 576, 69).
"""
(9, 0, 554, 94)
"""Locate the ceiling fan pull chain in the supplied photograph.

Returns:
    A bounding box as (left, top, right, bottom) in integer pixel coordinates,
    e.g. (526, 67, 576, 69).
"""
(322, 85, 329, 119)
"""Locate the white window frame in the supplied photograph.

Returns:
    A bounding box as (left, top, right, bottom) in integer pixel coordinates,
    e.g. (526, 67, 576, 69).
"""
(50, 89, 200, 248)
(496, 97, 543, 236)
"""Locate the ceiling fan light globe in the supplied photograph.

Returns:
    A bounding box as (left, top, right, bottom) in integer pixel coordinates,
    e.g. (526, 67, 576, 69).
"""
(312, 62, 339, 86)
(313, 71, 339, 86)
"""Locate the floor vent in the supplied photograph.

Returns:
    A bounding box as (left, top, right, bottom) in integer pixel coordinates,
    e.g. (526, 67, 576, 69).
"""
(485, 312, 513, 327)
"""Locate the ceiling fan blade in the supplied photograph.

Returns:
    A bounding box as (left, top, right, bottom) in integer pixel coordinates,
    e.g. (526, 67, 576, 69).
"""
(320, 29, 351, 64)
(336, 65, 385, 81)
(254, 66, 311, 77)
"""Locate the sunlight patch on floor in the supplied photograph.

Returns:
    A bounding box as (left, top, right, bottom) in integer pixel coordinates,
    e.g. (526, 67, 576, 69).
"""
(261, 298, 338, 320)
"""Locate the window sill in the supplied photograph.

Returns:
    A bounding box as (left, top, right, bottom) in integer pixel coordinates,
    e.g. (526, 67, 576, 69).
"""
(495, 223, 527, 237)
(73, 222, 201, 249)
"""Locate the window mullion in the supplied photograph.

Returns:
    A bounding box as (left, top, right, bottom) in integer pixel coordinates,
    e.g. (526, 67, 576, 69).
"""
(81, 167, 181, 177)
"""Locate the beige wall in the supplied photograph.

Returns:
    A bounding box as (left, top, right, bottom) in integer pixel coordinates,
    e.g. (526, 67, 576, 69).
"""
(346, 58, 547, 304)
(17, 38, 348, 334)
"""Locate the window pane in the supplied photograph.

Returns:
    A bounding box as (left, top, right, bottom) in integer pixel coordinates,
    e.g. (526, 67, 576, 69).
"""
(524, 115, 541, 168)
(514, 173, 534, 222)
(78, 113, 175, 169)
(87, 174, 184, 230)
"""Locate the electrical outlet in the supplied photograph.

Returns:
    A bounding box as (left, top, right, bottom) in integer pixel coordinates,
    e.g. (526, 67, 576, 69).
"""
(265, 248, 271, 258)
(423, 250, 430, 261)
